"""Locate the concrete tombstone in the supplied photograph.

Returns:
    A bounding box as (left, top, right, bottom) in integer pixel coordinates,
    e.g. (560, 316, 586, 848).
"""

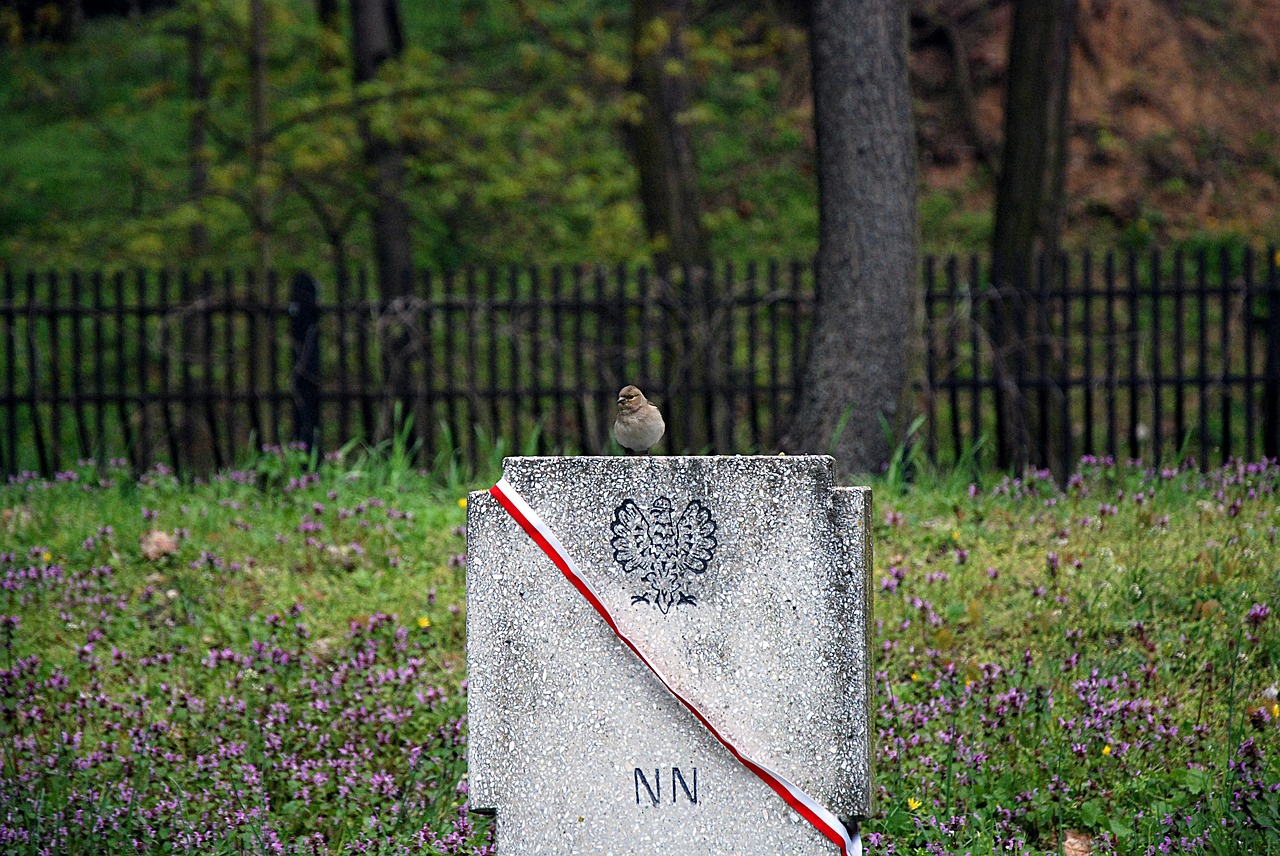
(466, 455, 872, 855)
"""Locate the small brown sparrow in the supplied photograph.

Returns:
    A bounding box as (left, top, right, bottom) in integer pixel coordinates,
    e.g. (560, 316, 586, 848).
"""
(613, 385, 665, 454)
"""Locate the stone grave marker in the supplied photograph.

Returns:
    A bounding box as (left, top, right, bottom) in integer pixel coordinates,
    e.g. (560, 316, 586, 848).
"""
(466, 455, 872, 854)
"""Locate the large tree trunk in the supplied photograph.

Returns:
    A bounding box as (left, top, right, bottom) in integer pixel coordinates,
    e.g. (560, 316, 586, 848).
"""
(989, 0, 1076, 475)
(351, 0, 416, 442)
(782, 0, 918, 475)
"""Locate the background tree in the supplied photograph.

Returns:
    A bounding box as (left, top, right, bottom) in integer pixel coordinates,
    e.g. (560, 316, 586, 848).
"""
(627, 0, 709, 269)
(783, 0, 918, 474)
(349, 0, 416, 439)
(988, 0, 1077, 474)
(248, 0, 270, 277)
(628, 0, 725, 448)
(350, 0, 412, 298)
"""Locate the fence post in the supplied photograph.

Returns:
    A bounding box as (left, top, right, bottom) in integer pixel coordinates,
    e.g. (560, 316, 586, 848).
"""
(1265, 247, 1280, 460)
(289, 272, 321, 455)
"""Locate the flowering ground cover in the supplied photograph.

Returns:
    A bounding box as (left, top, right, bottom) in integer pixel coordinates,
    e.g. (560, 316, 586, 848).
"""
(871, 458, 1280, 855)
(1, 449, 485, 855)
(2, 449, 1278, 854)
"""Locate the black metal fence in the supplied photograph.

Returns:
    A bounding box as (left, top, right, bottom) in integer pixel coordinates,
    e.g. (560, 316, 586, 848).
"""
(1, 247, 1277, 477)
(922, 246, 1280, 473)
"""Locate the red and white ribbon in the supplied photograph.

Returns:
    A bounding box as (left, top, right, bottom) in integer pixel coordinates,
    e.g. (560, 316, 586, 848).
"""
(489, 478, 862, 856)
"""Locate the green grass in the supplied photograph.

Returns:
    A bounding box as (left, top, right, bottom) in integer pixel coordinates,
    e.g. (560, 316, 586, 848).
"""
(2, 445, 1279, 853)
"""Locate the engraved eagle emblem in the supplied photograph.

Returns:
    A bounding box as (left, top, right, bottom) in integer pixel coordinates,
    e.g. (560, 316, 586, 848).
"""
(609, 497, 718, 614)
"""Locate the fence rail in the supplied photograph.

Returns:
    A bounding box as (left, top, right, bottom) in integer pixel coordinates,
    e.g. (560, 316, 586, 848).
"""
(1, 247, 1277, 477)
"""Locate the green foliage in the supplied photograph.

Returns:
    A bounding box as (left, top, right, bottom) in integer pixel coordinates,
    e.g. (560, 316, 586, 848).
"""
(0, 0, 646, 272)
(919, 189, 994, 256)
(2, 1, 1273, 272)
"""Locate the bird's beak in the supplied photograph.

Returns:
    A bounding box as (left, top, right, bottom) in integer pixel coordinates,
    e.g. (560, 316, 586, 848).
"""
(617, 397, 625, 405)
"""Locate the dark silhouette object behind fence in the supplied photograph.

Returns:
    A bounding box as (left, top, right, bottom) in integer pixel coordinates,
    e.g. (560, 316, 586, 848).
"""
(1, 247, 1277, 478)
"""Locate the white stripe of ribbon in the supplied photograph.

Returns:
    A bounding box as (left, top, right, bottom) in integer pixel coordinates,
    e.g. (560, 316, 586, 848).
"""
(489, 478, 862, 856)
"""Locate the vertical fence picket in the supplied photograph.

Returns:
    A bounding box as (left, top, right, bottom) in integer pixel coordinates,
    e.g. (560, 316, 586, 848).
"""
(335, 268, 351, 445)
(923, 257, 938, 460)
(706, 263, 720, 452)
(614, 263, 630, 434)
(1219, 247, 1233, 462)
(418, 269, 435, 459)
(1151, 250, 1163, 460)
(267, 270, 283, 449)
(946, 256, 962, 460)
(464, 267, 479, 461)
(745, 261, 760, 447)
(202, 270, 224, 471)
(528, 266, 543, 455)
(988, 254, 1007, 469)
(639, 265, 655, 448)
(573, 265, 593, 453)
(114, 272, 135, 470)
(723, 262, 737, 452)
(656, 265, 674, 455)
(179, 270, 195, 468)
(133, 270, 152, 469)
(1104, 252, 1118, 460)
(968, 254, 983, 465)
(1173, 249, 1186, 456)
(550, 265, 564, 450)
(1265, 246, 1280, 459)
(244, 270, 263, 449)
(1244, 246, 1257, 461)
(1081, 252, 1095, 457)
(47, 272, 63, 472)
(158, 270, 181, 470)
(1036, 254, 1051, 467)
(2, 270, 14, 474)
(510, 267, 526, 454)
(1013, 259, 1030, 463)
(289, 272, 321, 452)
(220, 270, 237, 460)
(92, 271, 107, 466)
(485, 265, 501, 449)
(767, 260, 781, 449)
(69, 271, 90, 462)
(1197, 248, 1210, 466)
(592, 265, 609, 444)
(1057, 252, 1072, 477)
(356, 267, 374, 442)
(789, 260, 804, 403)
(1125, 251, 1140, 459)
(25, 273, 48, 473)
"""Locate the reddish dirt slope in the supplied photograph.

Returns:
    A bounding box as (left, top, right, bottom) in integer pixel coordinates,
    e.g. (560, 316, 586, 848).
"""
(911, 0, 1280, 245)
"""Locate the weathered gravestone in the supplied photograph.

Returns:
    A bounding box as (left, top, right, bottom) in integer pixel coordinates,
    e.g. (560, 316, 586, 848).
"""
(466, 455, 872, 854)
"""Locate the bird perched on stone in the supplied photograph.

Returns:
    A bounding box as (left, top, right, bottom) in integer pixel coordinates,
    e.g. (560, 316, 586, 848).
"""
(613, 385, 665, 454)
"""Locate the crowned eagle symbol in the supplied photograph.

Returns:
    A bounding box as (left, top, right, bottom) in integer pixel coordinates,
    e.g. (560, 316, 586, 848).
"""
(609, 497, 718, 615)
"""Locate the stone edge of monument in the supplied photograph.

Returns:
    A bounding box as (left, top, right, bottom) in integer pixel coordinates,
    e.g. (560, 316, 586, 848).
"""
(465, 455, 874, 826)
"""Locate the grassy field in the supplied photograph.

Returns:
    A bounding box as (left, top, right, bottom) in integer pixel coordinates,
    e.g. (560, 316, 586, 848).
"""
(2, 447, 1279, 854)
